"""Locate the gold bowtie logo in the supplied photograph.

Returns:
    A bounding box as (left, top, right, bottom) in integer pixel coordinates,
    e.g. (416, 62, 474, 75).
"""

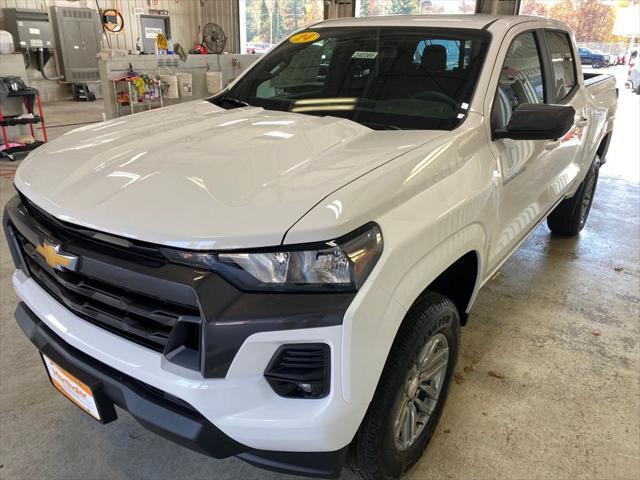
(36, 242, 79, 271)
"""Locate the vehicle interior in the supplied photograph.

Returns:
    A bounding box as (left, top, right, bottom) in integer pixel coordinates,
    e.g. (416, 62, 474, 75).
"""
(218, 28, 490, 130)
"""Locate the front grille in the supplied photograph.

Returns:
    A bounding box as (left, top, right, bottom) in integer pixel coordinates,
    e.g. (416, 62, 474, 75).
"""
(8, 199, 202, 357)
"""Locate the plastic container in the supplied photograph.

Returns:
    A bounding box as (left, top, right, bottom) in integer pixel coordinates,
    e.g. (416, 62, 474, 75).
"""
(206, 71, 223, 94)
(0, 30, 15, 54)
(159, 74, 179, 99)
(176, 72, 192, 98)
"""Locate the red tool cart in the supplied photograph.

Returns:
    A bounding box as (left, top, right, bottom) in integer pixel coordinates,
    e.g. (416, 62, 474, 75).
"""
(0, 89, 48, 161)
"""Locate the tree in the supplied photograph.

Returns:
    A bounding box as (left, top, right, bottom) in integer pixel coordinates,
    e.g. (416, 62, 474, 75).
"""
(418, 0, 444, 13)
(258, 0, 270, 43)
(360, 0, 370, 16)
(304, 0, 324, 24)
(389, 0, 418, 15)
(368, 0, 385, 16)
(271, 0, 285, 43)
(574, 0, 616, 42)
(285, 0, 306, 29)
(519, 0, 548, 17)
(458, 0, 475, 14)
(245, 1, 259, 42)
(549, 0, 617, 42)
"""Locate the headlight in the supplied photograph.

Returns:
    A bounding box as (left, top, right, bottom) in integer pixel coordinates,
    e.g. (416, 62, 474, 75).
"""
(164, 223, 383, 292)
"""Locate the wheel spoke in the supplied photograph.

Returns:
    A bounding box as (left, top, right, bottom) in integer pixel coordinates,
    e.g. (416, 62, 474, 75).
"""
(418, 382, 438, 399)
(403, 403, 412, 443)
(421, 347, 449, 380)
(394, 402, 408, 441)
(414, 396, 435, 415)
(408, 402, 417, 440)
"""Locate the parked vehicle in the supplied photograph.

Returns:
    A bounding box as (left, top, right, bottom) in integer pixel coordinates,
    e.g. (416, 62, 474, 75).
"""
(628, 62, 640, 94)
(578, 47, 608, 68)
(5, 14, 617, 480)
(617, 48, 638, 66)
(246, 42, 273, 53)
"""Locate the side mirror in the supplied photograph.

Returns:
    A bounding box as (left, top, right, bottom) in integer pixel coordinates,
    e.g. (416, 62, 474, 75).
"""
(494, 103, 575, 140)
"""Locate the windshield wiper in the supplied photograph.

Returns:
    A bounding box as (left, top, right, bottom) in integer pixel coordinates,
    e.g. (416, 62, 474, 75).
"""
(220, 96, 250, 108)
(360, 122, 404, 131)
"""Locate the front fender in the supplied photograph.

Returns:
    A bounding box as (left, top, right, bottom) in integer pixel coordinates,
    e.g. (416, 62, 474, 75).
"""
(341, 223, 486, 404)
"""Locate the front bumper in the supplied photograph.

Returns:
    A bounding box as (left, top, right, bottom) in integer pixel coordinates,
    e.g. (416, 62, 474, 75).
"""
(13, 269, 366, 454)
(15, 300, 349, 478)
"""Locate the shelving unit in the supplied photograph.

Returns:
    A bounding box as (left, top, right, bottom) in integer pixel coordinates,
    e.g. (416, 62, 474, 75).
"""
(0, 90, 48, 161)
(113, 79, 164, 117)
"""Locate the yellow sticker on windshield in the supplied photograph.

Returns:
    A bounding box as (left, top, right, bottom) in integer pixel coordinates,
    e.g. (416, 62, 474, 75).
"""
(289, 31, 320, 44)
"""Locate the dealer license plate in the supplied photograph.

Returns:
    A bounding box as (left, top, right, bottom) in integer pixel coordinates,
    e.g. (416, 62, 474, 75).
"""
(42, 354, 101, 421)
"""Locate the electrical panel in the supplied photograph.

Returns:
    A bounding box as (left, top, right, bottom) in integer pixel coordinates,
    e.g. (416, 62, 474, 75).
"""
(1, 8, 52, 50)
(49, 7, 102, 83)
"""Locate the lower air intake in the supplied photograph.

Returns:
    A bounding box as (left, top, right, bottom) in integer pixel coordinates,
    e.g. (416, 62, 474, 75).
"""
(264, 344, 330, 399)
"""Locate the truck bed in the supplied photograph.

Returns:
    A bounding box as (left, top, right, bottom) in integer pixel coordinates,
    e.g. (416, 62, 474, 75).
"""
(584, 71, 616, 87)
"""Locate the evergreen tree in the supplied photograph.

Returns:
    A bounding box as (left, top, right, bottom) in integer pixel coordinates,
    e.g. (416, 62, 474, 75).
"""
(271, 0, 285, 43)
(389, 0, 418, 15)
(286, 0, 306, 29)
(245, 1, 259, 42)
(360, 0, 370, 16)
(259, 0, 270, 43)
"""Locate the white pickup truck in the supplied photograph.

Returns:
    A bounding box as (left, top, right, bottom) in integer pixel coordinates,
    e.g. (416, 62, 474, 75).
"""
(4, 14, 617, 480)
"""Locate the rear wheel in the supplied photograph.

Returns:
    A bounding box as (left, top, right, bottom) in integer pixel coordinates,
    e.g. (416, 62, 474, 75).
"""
(547, 157, 600, 236)
(349, 292, 459, 480)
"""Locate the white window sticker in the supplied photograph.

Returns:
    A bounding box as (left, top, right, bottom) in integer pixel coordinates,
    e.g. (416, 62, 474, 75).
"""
(29, 27, 41, 35)
(352, 51, 378, 60)
(144, 27, 163, 39)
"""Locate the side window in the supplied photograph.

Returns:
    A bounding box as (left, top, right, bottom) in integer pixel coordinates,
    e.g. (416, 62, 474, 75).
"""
(546, 31, 576, 102)
(493, 32, 545, 130)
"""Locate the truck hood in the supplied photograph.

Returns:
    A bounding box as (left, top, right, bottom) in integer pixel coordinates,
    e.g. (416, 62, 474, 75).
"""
(15, 100, 443, 249)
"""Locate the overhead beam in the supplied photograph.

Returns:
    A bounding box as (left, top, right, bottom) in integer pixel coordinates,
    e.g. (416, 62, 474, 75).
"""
(324, 0, 356, 19)
(475, 0, 521, 15)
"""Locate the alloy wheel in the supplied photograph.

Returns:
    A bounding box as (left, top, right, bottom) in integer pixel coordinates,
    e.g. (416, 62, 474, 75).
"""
(393, 333, 449, 451)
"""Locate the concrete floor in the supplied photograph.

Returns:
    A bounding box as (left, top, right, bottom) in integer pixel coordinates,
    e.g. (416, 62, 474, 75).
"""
(1, 69, 639, 479)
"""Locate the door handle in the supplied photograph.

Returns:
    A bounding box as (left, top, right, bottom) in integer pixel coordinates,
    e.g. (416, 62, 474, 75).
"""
(576, 117, 589, 128)
(544, 139, 561, 151)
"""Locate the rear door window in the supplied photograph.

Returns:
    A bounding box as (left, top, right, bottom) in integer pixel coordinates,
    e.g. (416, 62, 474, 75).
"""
(545, 31, 577, 102)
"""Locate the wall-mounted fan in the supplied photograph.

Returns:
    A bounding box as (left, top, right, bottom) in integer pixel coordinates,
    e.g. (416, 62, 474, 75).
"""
(202, 22, 227, 54)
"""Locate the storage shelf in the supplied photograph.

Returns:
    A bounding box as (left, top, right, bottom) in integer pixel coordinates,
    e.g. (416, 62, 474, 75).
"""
(0, 115, 42, 127)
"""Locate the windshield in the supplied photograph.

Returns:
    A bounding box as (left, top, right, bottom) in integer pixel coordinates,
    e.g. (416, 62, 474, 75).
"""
(214, 27, 490, 130)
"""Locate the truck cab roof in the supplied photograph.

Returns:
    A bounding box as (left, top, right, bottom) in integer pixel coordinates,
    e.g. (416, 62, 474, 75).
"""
(314, 14, 571, 35)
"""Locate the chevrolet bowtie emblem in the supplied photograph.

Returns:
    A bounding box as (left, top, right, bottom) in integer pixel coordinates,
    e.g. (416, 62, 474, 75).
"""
(36, 241, 79, 272)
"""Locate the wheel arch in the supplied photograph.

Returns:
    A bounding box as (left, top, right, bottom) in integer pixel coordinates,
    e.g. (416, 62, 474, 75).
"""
(341, 224, 485, 404)
(596, 130, 612, 162)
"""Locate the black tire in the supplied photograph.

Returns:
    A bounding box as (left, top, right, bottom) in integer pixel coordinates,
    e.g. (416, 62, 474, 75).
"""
(348, 292, 460, 480)
(547, 158, 600, 236)
(592, 59, 603, 68)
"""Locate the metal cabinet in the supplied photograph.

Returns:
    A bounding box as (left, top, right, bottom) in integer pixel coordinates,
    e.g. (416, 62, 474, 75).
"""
(49, 7, 102, 83)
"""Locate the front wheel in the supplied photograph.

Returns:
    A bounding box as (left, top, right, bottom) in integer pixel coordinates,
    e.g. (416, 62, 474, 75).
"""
(349, 292, 460, 480)
(547, 157, 600, 236)
(592, 59, 603, 68)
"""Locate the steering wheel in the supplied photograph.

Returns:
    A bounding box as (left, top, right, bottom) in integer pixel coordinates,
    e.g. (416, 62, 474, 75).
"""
(412, 91, 459, 110)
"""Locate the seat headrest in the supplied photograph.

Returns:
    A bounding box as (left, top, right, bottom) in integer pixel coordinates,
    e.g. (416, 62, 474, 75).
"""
(421, 44, 447, 72)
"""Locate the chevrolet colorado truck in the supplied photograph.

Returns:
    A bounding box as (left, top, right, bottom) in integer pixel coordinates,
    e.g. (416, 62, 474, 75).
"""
(4, 14, 617, 480)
